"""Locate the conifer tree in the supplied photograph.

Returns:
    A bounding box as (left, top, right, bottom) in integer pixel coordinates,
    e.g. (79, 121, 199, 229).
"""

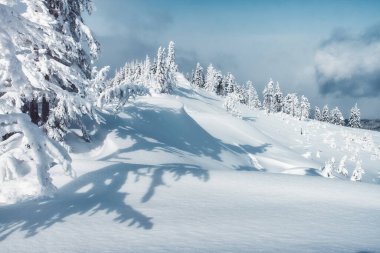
(273, 82, 284, 112)
(247, 81, 261, 109)
(143, 55, 152, 87)
(263, 79, 275, 113)
(351, 160, 364, 181)
(336, 156, 348, 176)
(224, 73, 236, 94)
(223, 91, 243, 118)
(299, 95, 310, 120)
(205, 64, 217, 92)
(214, 70, 224, 95)
(0, 0, 100, 141)
(330, 107, 344, 125)
(322, 157, 335, 178)
(348, 103, 362, 128)
(155, 46, 171, 93)
(191, 63, 205, 88)
(166, 41, 177, 74)
(283, 93, 299, 117)
(321, 105, 330, 122)
(314, 106, 322, 121)
(165, 41, 177, 86)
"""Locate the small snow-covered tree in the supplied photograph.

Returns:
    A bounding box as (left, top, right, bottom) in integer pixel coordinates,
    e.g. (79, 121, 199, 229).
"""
(214, 70, 224, 95)
(246, 81, 261, 109)
(348, 103, 362, 128)
(273, 82, 284, 113)
(299, 95, 310, 120)
(223, 91, 243, 118)
(165, 41, 177, 86)
(330, 107, 344, 126)
(155, 47, 172, 93)
(91, 66, 111, 96)
(205, 64, 216, 92)
(234, 86, 246, 105)
(315, 106, 322, 121)
(263, 79, 275, 113)
(283, 93, 299, 117)
(336, 155, 348, 176)
(321, 157, 335, 178)
(321, 105, 330, 122)
(224, 73, 236, 94)
(351, 160, 364, 181)
(166, 41, 177, 74)
(192, 63, 205, 88)
(142, 55, 152, 87)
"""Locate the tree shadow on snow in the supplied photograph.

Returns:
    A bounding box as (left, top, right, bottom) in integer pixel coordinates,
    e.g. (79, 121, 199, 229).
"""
(0, 162, 209, 240)
(99, 103, 270, 164)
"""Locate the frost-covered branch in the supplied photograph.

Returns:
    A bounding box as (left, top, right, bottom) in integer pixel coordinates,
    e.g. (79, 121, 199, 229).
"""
(0, 114, 73, 202)
(97, 83, 149, 110)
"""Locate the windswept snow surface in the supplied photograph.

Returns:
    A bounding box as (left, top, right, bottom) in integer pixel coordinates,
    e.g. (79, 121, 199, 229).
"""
(1, 74, 380, 252)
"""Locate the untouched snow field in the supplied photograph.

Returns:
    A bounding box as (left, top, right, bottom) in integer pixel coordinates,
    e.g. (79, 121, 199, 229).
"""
(1, 74, 380, 252)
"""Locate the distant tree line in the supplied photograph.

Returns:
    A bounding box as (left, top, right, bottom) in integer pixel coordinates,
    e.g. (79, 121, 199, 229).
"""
(190, 62, 362, 128)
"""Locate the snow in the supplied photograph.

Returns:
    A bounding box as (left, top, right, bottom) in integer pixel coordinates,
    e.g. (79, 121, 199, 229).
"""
(1, 73, 380, 252)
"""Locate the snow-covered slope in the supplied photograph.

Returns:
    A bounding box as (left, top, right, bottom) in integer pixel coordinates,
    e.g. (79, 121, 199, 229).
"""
(1, 74, 379, 252)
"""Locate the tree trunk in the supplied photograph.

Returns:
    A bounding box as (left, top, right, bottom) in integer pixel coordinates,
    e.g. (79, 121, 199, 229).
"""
(41, 96, 49, 123)
(29, 98, 39, 124)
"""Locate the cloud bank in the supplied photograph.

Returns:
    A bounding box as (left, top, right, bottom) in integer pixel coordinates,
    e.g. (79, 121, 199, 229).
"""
(315, 24, 380, 97)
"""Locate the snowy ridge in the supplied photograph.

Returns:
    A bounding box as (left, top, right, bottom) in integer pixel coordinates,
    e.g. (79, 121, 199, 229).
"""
(1, 1, 379, 251)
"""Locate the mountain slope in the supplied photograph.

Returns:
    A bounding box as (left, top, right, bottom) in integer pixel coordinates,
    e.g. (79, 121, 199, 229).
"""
(0, 74, 379, 252)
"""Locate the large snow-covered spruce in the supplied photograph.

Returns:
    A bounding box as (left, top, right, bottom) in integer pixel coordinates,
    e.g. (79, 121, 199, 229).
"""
(0, 0, 99, 141)
(0, 0, 99, 200)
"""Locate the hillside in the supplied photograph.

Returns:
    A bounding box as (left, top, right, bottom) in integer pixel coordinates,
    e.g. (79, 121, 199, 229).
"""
(0, 74, 379, 253)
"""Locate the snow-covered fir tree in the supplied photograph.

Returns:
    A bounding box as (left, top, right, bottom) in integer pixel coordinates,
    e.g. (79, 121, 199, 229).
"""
(273, 82, 284, 113)
(348, 103, 362, 128)
(155, 46, 172, 93)
(321, 105, 330, 122)
(223, 91, 243, 118)
(214, 70, 224, 95)
(314, 106, 322, 121)
(321, 157, 335, 178)
(192, 63, 205, 88)
(299, 95, 310, 120)
(234, 86, 247, 105)
(165, 41, 177, 86)
(205, 64, 217, 92)
(0, 0, 100, 141)
(143, 55, 152, 86)
(224, 73, 237, 95)
(330, 107, 344, 126)
(204, 64, 223, 94)
(166, 41, 177, 74)
(351, 160, 364, 181)
(336, 155, 348, 176)
(246, 81, 261, 109)
(283, 93, 299, 117)
(91, 66, 111, 96)
(263, 79, 275, 113)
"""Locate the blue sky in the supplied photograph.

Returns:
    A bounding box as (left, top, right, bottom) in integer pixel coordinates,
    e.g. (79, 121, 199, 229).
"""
(86, 0, 380, 118)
